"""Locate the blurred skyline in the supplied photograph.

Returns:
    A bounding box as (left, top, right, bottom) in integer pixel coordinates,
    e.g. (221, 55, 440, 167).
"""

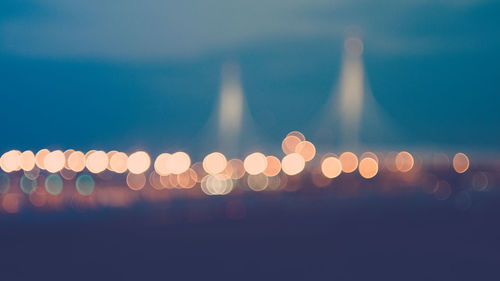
(0, 0, 499, 154)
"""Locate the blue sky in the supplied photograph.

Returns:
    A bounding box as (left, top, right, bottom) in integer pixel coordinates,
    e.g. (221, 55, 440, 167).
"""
(0, 0, 499, 155)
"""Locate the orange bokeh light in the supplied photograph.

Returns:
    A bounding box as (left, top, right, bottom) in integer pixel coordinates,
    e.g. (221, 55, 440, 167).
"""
(44, 150, 66, 173)
(85, 150, 108, 174)
(295, 141, 316, 162)
(68, 151, 86, 172)
(1, 150, 22, 173)
(339, 152, 358, 173)
(166, 152, 191, 175)
(243, 152, 267, 175)
(20, 150, 36, 171)
(109, 152, 128, 173)
(126, 172, 146, 191)
(395, 151, 414, 173)
(453, 153, 469, 174)
(127, 151, 151, 174)
(203, 152, 227, 175)
(226, 159, 245, 179)
(282, 135, 301, 155)
(35, 149, 50, 170)
(281, 153, 305, 175)
(263, 156, 281, 177)
(287, 131, 306, 141)
(321, 157, 342, 178)
(359, 157, 378, 179)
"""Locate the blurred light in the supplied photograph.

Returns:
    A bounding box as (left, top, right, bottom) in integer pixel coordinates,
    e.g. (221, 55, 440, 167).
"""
(63, 149, 75, 169)
(244, 152, 267, 175)
(321, 157, 342, 178)
(106, 151, 118, 170)
(177, 169, 196, 189)
(472, 172, 488, 191)
(20, 175, 37, 194)
(295, 141, 316, 162)
(44, 150, 66, 173)
(282, 135, 301, 155)
(76, 174, 95, 196)
(35, 149, 50, 170)
(287, 131, 305, 141)
(263, 156, 281, 177)
(126, 172, 146, 191)
(68, 151, 86, 172)
(127, 151, 151, 174)
(395, 151, 414, 173)
(434, 180, 452, 200)
(281, 153, 305, 176)
(45, 174, 63, 195)
(24, 167, 40, 180)
(360, 152, 379, 163)
(453, 153, 469, 174)
(201, 174, 233, 195)
(109, 152, 128, 173)
(247, 173, 269, 191)
(339, 152, 358, 173)
(203, 152, 227, 175)
(59, 168, 76, 180)
(2, 194, 21, 213)
(149, 171, 164, 190)
(226, 159, 245, 180)
(154, 153, 170, 176)
(20, 150, 36, 171)
(1, 150, 21, 173)
(85, 151, 108, 174)
(166, 152, 191, 175)
(29, 188, 46, 207)
(267, 175, 281, 191)
(359, 157, 378, 179)
(384, 151, 398, 172)
(191, 162, 207, 182)
(0, 173, 10, 194)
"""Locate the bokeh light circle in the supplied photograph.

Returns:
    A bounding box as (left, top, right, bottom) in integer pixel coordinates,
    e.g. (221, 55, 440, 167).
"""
(109, 152, 128, 173)
(263, 156, 281, 177)
(76, 174, 95, 196)
(453, 153, 469, 174)
(68, 151, 86, 172)
(44, 150, 66, 173)
(203, 152, 227, 175)
(1, 150, 21, 173)
(86, 151, 108, 174)
(395, 151, 414, 173)
(20, 175, 37, 194)
(281, 153, 305, 176)
(127, 151, 151, 174)
(167, 152, 191, 175)
(20, 151, 36, 171)
(244, 152, 267, 175)
(45, 174, 63, 195)
(339, 152, 358, 173)
(295, 141, 316, 162)
(359, 157, 378, 179)
(321, 157, 342, 179)
(247, 173, 269, 191)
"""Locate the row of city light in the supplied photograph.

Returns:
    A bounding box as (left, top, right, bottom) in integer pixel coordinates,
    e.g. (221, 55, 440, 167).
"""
(0, 131, 471, 196)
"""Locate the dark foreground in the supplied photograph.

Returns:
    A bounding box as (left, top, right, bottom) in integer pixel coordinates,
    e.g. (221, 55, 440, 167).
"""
(0, 188, 499, 281)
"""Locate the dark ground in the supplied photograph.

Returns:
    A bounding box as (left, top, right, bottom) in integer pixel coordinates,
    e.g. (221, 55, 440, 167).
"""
(0, 188, 499, 281)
